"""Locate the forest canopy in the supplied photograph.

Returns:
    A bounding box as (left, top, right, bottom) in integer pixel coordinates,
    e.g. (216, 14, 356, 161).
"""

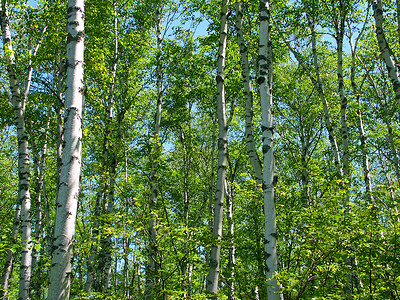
(0, 0, 399, 299)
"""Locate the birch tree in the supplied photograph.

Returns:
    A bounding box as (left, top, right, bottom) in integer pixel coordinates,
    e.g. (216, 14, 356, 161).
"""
(0, 1, 45, 297)
(235, 1, 262, 185)
(258, 0, 283, 299)
(372, 0, 400, 108)
(48, 0, 85, 298)
(207, 0, 229, 297)
(146, 3, 164, 298)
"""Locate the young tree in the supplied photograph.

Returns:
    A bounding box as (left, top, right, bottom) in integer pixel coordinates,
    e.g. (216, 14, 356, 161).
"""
(207, 0, 230, 297)
(258, 0, 283, 299)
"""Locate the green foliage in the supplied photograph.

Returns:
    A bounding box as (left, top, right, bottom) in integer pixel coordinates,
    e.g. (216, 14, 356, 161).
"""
(1, 0, 400, 299)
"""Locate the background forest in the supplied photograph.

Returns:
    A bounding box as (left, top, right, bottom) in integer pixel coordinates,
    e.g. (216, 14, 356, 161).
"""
(0, 0, 399, 299)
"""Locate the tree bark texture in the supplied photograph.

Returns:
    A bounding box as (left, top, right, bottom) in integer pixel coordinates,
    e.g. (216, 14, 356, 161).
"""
(0, 1, 33, 299)
(207, 0, 229, 297)
(235, 1, 262, 185)
(48, 0, 85, 299)
(372, 0, 400, 108)
(335, 12, 351, 208)
(258, 1, 283, 299)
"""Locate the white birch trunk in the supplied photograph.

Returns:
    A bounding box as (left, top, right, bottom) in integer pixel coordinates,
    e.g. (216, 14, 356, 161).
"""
(372, 0, 400, 108)
(207, 0, 229, 296)
(235, 1, 262, 185)
(335, 17, 351, 209)
(258, 1, 283, 299)
(0, 2, 32, 298)
(48, 1, 84, 298)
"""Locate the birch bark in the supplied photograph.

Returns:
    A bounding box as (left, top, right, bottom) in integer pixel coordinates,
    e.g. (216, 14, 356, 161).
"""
(207, 0, 229, 297)
(372, 0, 400, 108)
(334, 12, 350, 208)
(0, 1, 33, 298)
(236, 3, 267, 295)
(258, 1, 283, 299)
(48, 0, 84, 298)
(235, 1, 262, 185)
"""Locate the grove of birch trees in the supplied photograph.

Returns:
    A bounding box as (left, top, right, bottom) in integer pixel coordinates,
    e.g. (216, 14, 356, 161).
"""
(0, 0, 400, 299)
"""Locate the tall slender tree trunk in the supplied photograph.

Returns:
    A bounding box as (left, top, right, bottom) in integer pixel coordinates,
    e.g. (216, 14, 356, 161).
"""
(308, 15, 342, 172)
(235, 1, 262, 185)
(207, 0, 229, 297)
(300, 132, 311, 206)
(372, 0, 400, 106)
(367, 72, 400, 182)
(236, 3, 267, 295)
(48, 0, 85, 298)
(208, 118, 217, 235)
(28, 112, 50, 299)
(146, 5, 164, 299)
(179, 124, 193, 298)
(372, 0, 400, 107)
(93, 4, 119, 295)
(349, 35, 374, 204)
(258, 1, 283, 299)
(335, 14, 351, 208)
(0, 1, 35, 298)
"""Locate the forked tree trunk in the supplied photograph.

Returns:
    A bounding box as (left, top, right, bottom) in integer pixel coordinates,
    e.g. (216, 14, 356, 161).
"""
(258, 1, 283, 299)
(236, 2, 267, 295)
(48, 0, 85, 299)
(235, 1, 262, 185)
(207, 0, 229, 297)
